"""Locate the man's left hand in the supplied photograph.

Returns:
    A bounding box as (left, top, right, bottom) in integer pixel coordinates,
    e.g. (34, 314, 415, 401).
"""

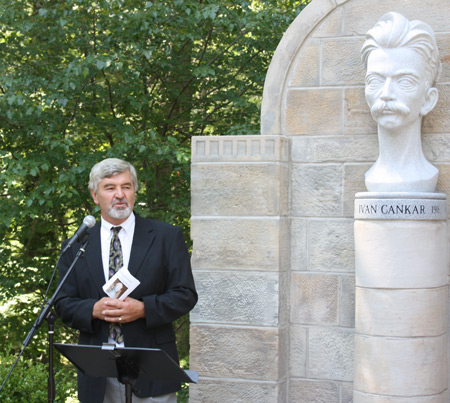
(101, 297, 145, 323)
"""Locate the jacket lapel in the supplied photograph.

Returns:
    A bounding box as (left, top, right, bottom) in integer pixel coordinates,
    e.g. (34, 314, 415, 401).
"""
(128, 214, 155, 277)
(82, 223, 106, 296)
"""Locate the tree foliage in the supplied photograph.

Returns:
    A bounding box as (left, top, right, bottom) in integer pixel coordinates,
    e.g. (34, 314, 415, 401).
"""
(0, 0, 309, 364)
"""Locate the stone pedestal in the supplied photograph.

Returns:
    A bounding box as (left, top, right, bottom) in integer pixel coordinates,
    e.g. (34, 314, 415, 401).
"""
(354, 192, 448, 402)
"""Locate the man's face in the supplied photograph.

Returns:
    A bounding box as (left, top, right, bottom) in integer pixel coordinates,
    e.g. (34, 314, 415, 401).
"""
(91, 170, 136, 225)
(365, 47, 432, 132)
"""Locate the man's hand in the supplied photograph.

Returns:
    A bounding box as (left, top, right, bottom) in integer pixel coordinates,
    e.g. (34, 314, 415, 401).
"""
(92, 297, 145, 323)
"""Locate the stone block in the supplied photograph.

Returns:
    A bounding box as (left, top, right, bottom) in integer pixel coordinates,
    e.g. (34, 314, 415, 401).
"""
(290, 326, 307, 377)
(343, 87, 377, 135)
(436, 33, 450, 83)
(190, 325, 281, 380)
(291, 164, 343, 217)
(340, 275, 355, 328)
(423, 133, 450, 163)
(190, 271, 280, 326)
(285, 88, 343, 135)
(322, 38, 366, 85)
(423, 84, 450, 134)
(343, 164, 372, 217)
(191, 162, 288, 216)
(191, 135, 289, 163)
(278, 271, 290, 325)
(354, 334, 447, 396)
(342, 0, 450, 35)
(353, 390, 449, 402)
(189, 379, 284, 403)
(191, 217, 286, 271)
(290, 273, 339, 325)
(289, 379, 340, 403)
(290, 218, 307, 271)
(290, 39, 320, 87)
(291, 135, 378, 163)
(436, 164, 450, 200)
(355, 220, 448, 288)
(312, 6, 344, 38)
(355, 287, 448, 337)
(309, 327, 354, 381)
(308, 219, 354, 273)
(341, 382, 354, 403)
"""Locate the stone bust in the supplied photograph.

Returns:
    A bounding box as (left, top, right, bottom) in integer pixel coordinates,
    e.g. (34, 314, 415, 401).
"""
(361, 12, 441, 192)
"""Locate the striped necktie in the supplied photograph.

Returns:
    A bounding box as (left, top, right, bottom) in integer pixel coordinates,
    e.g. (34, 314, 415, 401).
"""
(108, 226, 124, 344)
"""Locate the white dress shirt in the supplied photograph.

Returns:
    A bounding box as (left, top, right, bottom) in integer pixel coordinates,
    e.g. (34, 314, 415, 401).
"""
(100, 213, 135, 282)
(100, 212, 135, 346)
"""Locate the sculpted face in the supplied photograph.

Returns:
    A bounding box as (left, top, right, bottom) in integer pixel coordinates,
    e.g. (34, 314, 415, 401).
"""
(365, 47, 438, 132)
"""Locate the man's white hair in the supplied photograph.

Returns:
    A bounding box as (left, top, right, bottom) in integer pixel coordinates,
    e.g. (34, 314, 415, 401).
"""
(89, 158, 138, 193)
(361, 12, 441, 86)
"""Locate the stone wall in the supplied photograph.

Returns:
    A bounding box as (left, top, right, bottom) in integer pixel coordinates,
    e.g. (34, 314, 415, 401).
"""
(190, 136, 289, 402)
(190, 0, 450, 401)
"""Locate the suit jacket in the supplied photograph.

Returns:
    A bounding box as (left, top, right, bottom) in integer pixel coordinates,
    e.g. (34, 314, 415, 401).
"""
(55, 214, 198, 403)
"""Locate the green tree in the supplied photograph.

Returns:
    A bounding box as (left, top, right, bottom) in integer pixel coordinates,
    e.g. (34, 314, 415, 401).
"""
(0, 0, 309, 394)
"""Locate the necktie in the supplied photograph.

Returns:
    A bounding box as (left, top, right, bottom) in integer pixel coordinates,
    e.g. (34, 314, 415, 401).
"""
(108, 226, 124, 344)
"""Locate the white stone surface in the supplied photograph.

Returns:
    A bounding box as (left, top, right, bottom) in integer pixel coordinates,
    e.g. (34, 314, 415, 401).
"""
(356, 287, 448, 337)
(290, 273, 339, 325)
(309, 327, 354, 381)
(353, 390, 449, 402)
(190, 325, 282, 380)
(291, 164, 343, 216)
(189, 378, 284, 403)
(340, 275, 356, 328)
(289, 379, 341, 403)
(289, 326, 307, 377)
(354, 334, 448, 396)
(308, 219, 355, 272)
(355, 220, 448, 288)
(291, 135, 378, 163)
(354, 192, 448, 401)
(191, 163, 288, 217)
(191, 135, 289, 162)
(191, 217, 287, 271)
(191, 271, 280, 326)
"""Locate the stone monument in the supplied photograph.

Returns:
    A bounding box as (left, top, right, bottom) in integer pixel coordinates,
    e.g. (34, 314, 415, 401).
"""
(189, 1, 450, 402)
(354, 12, 448, 402)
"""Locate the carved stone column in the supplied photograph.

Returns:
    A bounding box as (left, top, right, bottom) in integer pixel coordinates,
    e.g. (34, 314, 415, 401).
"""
(353, 192, 448, 402)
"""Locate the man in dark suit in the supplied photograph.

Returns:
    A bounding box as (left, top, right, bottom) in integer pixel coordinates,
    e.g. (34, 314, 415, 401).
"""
(55, 158, 197, 403)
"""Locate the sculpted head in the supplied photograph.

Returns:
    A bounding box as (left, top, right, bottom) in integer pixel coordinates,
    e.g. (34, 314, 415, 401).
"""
(361, 12, 440, 132)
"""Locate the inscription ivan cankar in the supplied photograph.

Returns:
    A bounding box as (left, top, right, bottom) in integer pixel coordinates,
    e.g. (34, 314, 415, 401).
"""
(354, 196, 446, 220)
(358, 203, 426, 215)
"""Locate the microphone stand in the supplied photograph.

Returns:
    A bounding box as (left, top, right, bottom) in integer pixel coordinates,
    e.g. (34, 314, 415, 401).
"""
(1, 238, 90, 402)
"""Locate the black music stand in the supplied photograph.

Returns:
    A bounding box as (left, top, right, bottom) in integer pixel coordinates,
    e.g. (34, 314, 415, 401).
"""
(54, 343, 198, 403)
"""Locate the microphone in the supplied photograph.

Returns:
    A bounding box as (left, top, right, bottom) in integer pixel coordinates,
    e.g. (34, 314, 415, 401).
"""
(61, 215, 96, 255)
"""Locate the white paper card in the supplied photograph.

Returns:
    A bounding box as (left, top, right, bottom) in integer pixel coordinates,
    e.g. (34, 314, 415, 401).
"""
(102, 267, 140, 300)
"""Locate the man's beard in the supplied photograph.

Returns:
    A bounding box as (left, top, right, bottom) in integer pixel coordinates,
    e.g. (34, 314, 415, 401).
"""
(108, 198, 132, 220)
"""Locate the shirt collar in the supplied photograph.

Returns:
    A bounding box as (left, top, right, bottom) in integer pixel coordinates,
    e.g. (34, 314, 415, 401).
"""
(101, 212, 135, 236)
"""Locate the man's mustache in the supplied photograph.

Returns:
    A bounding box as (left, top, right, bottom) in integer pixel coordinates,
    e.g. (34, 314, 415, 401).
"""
(371, 101, 410, 117)
(111, 198, 129, 208)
